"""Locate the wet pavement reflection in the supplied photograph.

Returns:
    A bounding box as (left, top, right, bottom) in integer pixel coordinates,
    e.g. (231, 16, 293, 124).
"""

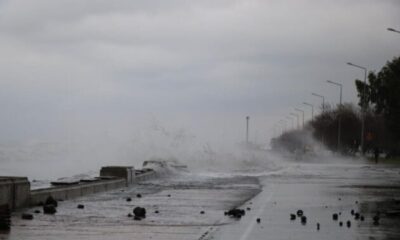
(213, 160, 400, 240)
(1, 156, 400, 240)
(1, 174, 260, 240)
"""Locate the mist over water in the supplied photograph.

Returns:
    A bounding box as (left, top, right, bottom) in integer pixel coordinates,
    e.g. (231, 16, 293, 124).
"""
(0, 114, 279, 181)
(0, 0, 398, 188)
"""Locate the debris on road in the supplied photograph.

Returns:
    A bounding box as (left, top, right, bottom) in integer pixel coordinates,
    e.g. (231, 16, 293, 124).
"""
(45, 196, 58, 207)
(373, 215, 380, 226)
(43, 204, 56, 214)
(225, 209, 246, 219)
(346, 220, 351, 228)
(296, 209, 303, 217)
(21, 213, 33, 220)
(300, 216, 307, 225)
(133, 207, 146, 220)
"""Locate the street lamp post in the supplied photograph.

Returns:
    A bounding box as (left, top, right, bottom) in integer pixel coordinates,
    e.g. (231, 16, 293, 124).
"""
(387, 27, 400, 34)
(327, 80, 343, 150)
(279, 120, 287, 134)
(312, 92, 325, 112)
(294, 108, 305, 128)
(303, 102, 314, 121)
(290, 113, 300, 130)
(246, 116, 250, 144)
(286, 116, 294, 129)
(347, 62, 368, 154)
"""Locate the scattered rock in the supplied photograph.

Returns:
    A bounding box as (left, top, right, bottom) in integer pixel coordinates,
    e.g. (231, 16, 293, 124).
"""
(300, 216, 307, 225)
(339, 221, 343, 227)
(200, 211, 205, 214)
(296, 210, 304, 217)
(346, 220, 351, 228)
(154, 210, 159, 214)
(338, 197, 341, 201)
(34, 210, 41, 214)
(226, 209, 245, 219)
(43, 204, 57, 214)
(126, 197, 132, 202)
(360, 215, 365, 221)
(21, 213, 33, 220)
(45, 196, 58, 207)
(167, 194, 171, 197)
(332, 213, 338, 221)
(133, 207, 146, 219)
(317, 223, 320, 231)
(355, 201, 359, 204)
(350, 209, 355, 215)
(127, 213, 132, 217)
(77, 204, 84, 209)
(247, 207, 251, 211)
(256, 218, 261, 223)
(290, 214, 296, 220)
(373, 215, 380, 226)
(136, 194, 142, 198)
(354, 212, 360, 220)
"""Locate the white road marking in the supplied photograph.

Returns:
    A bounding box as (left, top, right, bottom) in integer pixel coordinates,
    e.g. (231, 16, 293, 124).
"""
(239, 184, 275, 240)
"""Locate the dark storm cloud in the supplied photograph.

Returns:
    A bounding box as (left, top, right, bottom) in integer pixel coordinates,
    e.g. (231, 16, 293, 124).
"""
(0, 0, 399, 145)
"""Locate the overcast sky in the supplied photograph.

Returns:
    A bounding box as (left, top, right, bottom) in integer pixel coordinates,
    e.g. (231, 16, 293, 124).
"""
(0, 0, 399, 172)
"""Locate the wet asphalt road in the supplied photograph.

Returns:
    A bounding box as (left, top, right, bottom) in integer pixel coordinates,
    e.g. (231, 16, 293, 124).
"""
(2, 155, 400, 240)
(2, 173, 261, 240)
(213, 160, 400, 240)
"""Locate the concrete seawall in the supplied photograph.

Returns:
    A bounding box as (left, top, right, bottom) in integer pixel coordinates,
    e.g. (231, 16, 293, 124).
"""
(0, 165, 160, 210)
(29, 178, 126, 206)
(0, 177, 30, 210)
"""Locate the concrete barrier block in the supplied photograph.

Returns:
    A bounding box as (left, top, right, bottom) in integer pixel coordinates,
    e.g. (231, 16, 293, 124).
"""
(0, 177, 30, 210)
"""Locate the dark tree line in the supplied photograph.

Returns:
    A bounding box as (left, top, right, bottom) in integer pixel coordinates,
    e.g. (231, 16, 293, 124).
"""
(272, 56, 399, 157)
(355, 56, 400, 156)
(311, 104, 386, 154)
